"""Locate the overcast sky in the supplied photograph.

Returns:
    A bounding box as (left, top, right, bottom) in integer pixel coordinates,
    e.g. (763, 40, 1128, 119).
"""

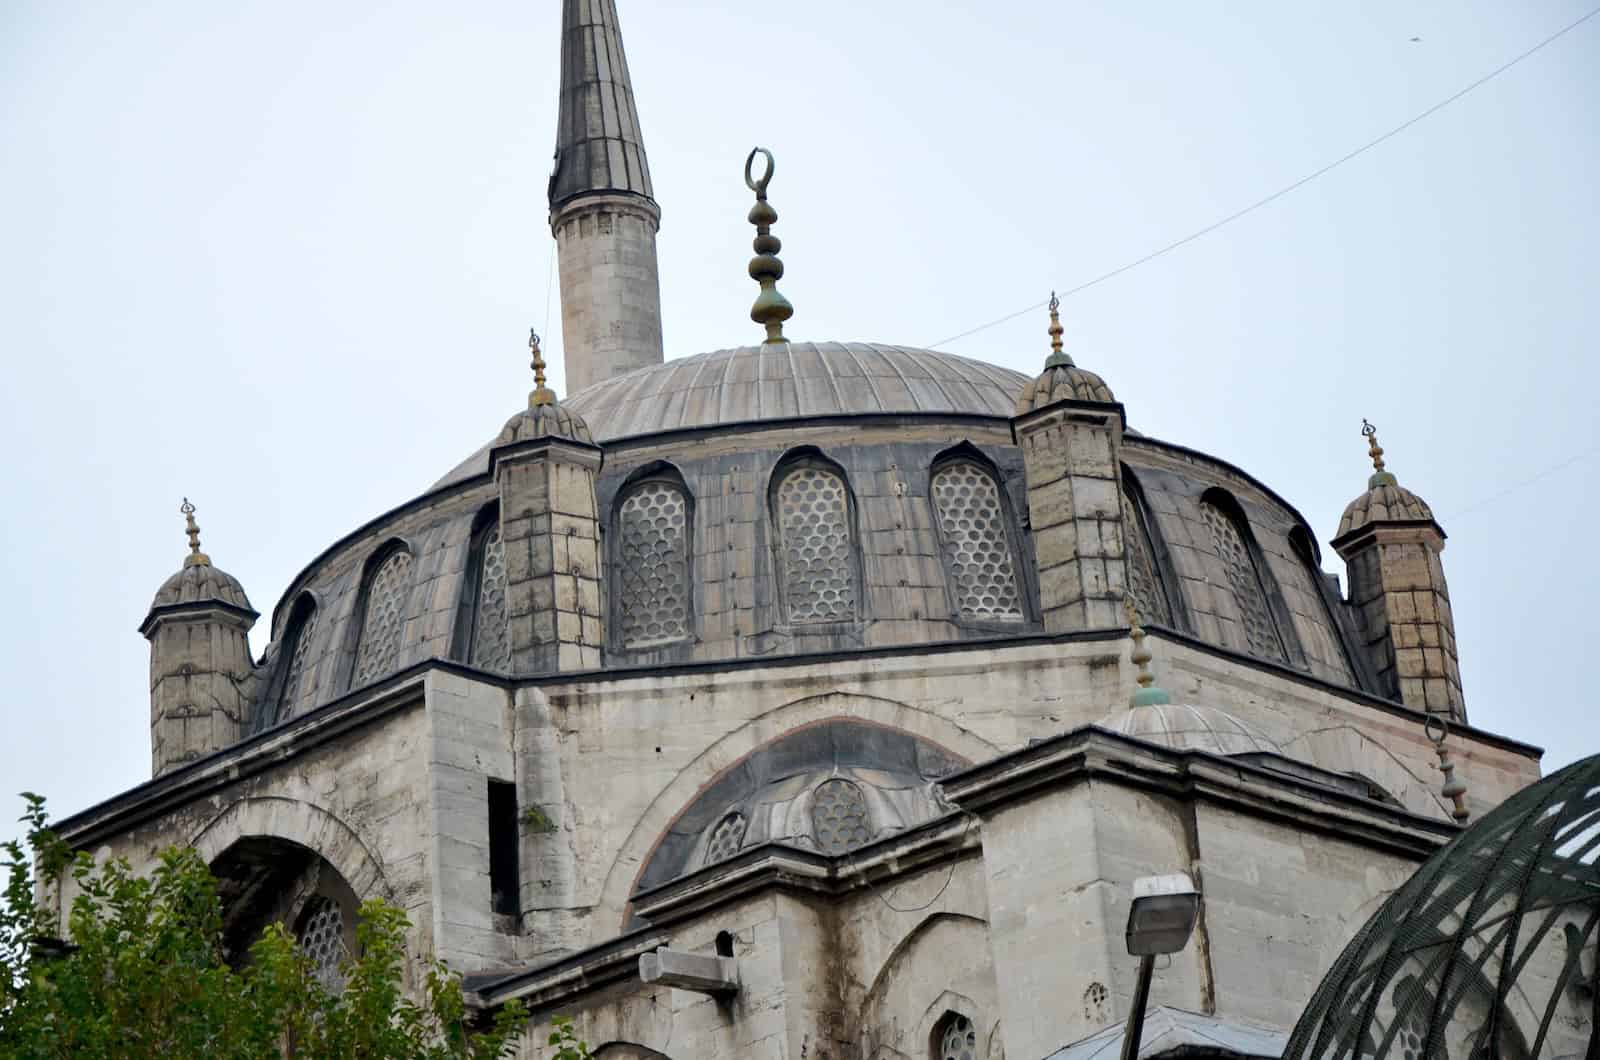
(1, 1, 1595, 846)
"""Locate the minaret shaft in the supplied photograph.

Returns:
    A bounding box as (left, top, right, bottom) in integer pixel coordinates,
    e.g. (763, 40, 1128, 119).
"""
(550, 0, 664, 395)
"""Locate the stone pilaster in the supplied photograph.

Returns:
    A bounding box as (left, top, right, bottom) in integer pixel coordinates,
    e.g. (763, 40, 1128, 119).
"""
(140, 601, 256, 776)
(1334, 522, 1464, 721)
(1015, 400, 1130, 632)
(494, 438, 604, 674)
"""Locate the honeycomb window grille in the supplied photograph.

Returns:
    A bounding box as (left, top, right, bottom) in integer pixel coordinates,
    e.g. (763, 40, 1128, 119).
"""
(616, 479, 691, 649)
(1199, 500, 1287, 664)
(704, 811, 747, 866)
(278, 604, 320, 717)
(469, 527, 510, 671)
(936, 1013, 977, 1060)
(297, 896, 347, 994)
(811, 779, 872, 855)
(774, 463, 859, 625)
(931, 461, 1023, 620)
(352, 549, 414, 686)
(1121, 487, 1172, 627)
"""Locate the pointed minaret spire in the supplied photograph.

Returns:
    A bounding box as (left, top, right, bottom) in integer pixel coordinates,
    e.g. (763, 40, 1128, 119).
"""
(549, 0, 665, 395)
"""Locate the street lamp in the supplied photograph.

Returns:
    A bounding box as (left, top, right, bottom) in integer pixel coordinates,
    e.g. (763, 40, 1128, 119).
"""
(1119, 873, 1201, 1060)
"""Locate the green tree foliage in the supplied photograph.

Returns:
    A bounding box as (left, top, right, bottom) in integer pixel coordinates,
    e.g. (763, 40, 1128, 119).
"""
(0, 793, 561, 1059)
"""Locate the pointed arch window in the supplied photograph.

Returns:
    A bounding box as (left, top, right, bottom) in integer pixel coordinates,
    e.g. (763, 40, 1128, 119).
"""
(931, 459, 1023, 621)
(1121, 473, 1172, 628)
(1199, 496, 1286, 663)
(614, 475, 691, 649)
(297, 895, 348, 994)
(704, 811, 747, 866)
(276, 596, 320, 721)
(351, 546, 414, 686)
(934, 1012, 977, 1060)
(467, 523, 510, 671)
(811, 779, 872, 855)
(773, 458, 859, 625)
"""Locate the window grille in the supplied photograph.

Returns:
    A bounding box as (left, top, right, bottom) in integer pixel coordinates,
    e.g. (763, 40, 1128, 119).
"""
(279, 605, 319, 717)
(705, 812, 747, 865)
(775, 465, 857, 624)
(937, 1014, 977, 1060)
(811, 779, 871, 855)
(617, 481, 690, 647)
(1199, 501, 1285, 663)
(1122, 490, 1171, 627)
(470, 527, 510, 670)
(932, 462, 1023, 620)
(352, 549, 413, 685)
(298, 896, 346, 994)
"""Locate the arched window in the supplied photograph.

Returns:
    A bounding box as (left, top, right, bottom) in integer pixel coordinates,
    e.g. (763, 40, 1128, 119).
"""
(1198, 495, 1286, 663)
(704, 811, 747, 866)
(466, 519, 510, 672)
(930, 458, 1023, 621)
(934, 1012, 977, 1060)
(1121, 473, 1172, 628)
(811, 779, 872, 855)
(351, 546, 414, 687)
(296, 895, 347, 994)
(614, 474, 691, 649)
(276, 595, 320, 721)
(772, 457, 859, 625)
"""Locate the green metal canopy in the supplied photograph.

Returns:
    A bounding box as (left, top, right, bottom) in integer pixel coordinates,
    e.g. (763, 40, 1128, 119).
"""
(1286, 753, 1600, 1059)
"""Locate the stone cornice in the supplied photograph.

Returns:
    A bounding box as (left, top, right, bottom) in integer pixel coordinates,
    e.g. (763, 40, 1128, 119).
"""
(1330, 518, 1448, 558)
(1011, 396, 1128, 439)
(465, 926, 670, 1011)
(137, 599, 259, 638)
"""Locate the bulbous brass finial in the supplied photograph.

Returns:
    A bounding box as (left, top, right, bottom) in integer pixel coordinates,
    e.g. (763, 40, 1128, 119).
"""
(1124, 594, 1169, 708)
(745, 147, 793, 345)
(529, 328, 556, 407)
(1426, 714, 1470, 824)
(180, 497, 211, 568)
(1361, 418, 1397, 488)
(1044, 292, 1073, 369)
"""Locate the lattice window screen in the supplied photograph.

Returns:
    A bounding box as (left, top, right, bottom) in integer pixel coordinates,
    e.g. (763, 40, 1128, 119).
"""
(352, 550, 413, 685)
(1121, 492, 1171, 627)
(938, 1014, 977, 1060)
(470, 528, 510, 670)
(617, 481, 690, 648)
(704, 812, 747, 866)
(932, 462, 1023, 620)
(776, 466, 857, 624)
(811, 779, 872, 855)
(279, 606, 320, 716)
(298, 896, 346, 994)
(1199, 501, 1285, 663)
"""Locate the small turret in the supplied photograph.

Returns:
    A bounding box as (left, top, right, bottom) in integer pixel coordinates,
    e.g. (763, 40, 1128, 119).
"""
(139, 500, 257, 776)
(1331, 421, 1464, 721)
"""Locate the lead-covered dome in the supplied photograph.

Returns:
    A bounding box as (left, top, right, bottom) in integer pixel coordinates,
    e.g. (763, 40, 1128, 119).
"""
(150, 562, 252, 613)
(434, 342, 1028, 488)
(1097, 702, 1280, 757)
(1337, 478, 1434, 538)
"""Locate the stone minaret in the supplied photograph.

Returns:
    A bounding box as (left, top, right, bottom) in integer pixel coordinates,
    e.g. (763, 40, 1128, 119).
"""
(1332, 422, 1465, 721)
(139, 500, 257, 776)
(549, 0, 664, 395)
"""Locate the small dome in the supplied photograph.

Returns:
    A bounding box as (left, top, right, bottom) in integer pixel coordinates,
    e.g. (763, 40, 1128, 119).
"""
(1337, 477, 1435, 538)
(1015, 357, 1116, 414)
(150, 562, 252, 613)
(494, 402, 594, 447)
(1097, 702, 1280, 757)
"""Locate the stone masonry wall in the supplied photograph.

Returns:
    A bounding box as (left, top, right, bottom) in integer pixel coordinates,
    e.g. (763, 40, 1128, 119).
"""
(553, 196, 664, 395)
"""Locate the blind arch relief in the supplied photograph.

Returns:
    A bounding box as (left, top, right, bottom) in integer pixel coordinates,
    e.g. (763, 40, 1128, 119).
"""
(352, 549, 413, 686)
(616, 480, 691, 648)
(931, 460, 1023, 620)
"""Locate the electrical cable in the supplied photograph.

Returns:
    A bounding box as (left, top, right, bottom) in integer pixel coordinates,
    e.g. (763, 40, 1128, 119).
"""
(927, 5, 1600, 349)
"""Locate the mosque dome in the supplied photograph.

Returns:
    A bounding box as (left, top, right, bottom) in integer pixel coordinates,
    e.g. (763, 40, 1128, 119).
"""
(1097, 701, 1280, 757)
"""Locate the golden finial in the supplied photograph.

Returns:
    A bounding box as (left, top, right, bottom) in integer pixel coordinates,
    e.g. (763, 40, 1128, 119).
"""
(180, 497, 211, 568)
(1425, 715, 1470, 824)
(528, 328, 556, 407)
(1044, 292, 1074, 369)
(744, 148, 793, 345)
(1360, 419, 1397, 488)
(1124, 594, 1169, 708)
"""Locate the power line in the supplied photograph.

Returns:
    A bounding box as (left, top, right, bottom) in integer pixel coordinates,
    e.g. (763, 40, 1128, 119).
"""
(928, 5, 1600, 349)
(1442, 444, 1600, 522)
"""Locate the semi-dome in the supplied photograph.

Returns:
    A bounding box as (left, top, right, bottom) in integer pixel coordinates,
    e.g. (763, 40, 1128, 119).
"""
(433, 342, 1028, 488)
(1098, 701, 1280, 757)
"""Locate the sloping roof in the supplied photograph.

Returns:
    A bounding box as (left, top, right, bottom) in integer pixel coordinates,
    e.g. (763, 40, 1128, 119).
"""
(1047, 1006, 1288, 1060)
(550, 0, 653, 207)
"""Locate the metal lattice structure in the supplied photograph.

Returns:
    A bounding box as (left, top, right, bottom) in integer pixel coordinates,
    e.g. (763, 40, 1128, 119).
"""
(352, 550, 413, 685)
(470, 527, 511, 670)
(279, 605, 319, 716)
(811, 779, 872, 855)
(617, 481, 690, 647)
(776, 465, 857, 624)
(1285, 753, 1600, 1060)
(298, 896, 347, 994)
(939, 1013, 977, 1060)
(932, 461, 1023, 620)
(1200, 500, 1286, 664)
